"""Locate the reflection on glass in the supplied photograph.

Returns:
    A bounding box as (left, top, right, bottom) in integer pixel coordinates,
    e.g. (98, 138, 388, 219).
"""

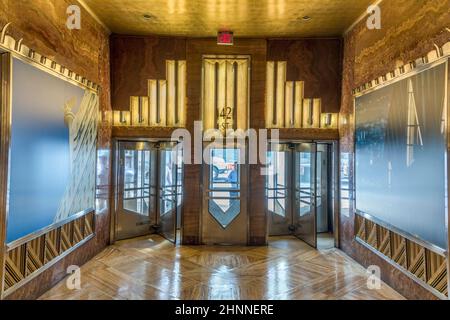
(340, 152, 351, 218)
(160, 149, 178, 216)
(176, 150, 184, 208)
(316, 152, 322, 208)
(296, 151, 312, 217)
(266, 151, 287, 217)
(123, 149, 150, 216)
(96, 149, 110, 214)
(208, 148, 241, 228)
(355, 63, 447, 249)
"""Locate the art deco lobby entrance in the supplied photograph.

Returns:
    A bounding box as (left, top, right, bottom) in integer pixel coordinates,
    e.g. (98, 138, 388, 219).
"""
(0, 0, 449, 303)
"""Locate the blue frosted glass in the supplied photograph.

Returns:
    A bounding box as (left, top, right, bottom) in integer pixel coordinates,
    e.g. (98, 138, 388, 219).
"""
(6, 59, 85, 243)
(355, 63, 447, 249)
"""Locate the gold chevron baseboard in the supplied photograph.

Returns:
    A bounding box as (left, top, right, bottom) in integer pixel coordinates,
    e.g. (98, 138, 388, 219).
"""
(2, 211, 95, 298)
(355, 213, 448, 299)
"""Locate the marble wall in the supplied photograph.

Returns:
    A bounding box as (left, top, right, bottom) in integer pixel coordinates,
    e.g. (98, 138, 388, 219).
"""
(0, 0, 111, 299)
(339, 0, 450, 300)
(267, 38, 342, 113)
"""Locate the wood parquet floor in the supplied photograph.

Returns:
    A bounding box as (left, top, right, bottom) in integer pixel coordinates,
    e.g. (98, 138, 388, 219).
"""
(39, 235, 405, 300)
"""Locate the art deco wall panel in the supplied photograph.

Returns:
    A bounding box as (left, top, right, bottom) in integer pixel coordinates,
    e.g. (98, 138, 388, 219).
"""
(355, 213, 448, 299)
(0, 1, 111, 299)
(110, 36, 186, 111)
(112, 60, 187, 128)
(340, 0, 450, 300)
(267, 39, 342, 113)
(265, 60, 338, 129)
(202, 56, 249, 133)
(3, 211, 95, 295)
(184, 39, 267, 245)
(266, 39, 342, 130)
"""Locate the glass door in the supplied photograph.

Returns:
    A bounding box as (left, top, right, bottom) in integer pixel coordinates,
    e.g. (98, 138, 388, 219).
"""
(116, 141, 157, 240)
(266, 143, 293, 235)
(293, 142, 317, 248)
(115, 141, 183, 243)
(316, 144, 330, 233)
(158, 142, 181, 243)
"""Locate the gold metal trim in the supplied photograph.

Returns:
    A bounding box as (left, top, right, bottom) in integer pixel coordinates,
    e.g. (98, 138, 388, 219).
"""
(0, 52, 12, 300)
(355, 211, 447, 257)
(6, 208, 96, 251)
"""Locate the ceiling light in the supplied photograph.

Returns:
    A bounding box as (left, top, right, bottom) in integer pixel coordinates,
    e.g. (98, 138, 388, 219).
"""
(301, 16, 311, 21)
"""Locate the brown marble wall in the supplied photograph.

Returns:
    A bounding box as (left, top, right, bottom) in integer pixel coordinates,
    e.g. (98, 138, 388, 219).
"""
(0, 0, 112, 300)
(110, 35, 187, 110)
(267, 39, 342, 113)
(339, 0, 450, 300)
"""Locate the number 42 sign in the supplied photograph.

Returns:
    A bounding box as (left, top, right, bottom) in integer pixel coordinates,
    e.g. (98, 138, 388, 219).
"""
(218, 106, 233, 133)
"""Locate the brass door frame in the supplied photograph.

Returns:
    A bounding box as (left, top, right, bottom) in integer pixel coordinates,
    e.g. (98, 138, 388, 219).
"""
(0, 52, 12, 300)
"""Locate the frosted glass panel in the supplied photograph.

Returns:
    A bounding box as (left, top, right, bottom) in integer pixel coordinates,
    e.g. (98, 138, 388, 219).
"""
(355, 63, 447, 249)
(6, 59, 98, 243)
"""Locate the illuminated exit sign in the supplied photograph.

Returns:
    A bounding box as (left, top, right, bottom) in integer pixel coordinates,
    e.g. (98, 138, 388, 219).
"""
(217, 31, 234, 46)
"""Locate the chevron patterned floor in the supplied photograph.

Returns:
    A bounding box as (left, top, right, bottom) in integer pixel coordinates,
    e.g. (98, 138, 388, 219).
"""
(39, 235, 404, 300)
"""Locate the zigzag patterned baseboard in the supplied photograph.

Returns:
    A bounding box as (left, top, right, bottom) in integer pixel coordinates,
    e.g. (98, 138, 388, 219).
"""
(355, 213, 448, 299)
(2, 210, 95, 298)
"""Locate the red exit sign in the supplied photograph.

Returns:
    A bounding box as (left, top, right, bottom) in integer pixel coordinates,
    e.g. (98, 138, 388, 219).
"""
(217, 31, 234, 46)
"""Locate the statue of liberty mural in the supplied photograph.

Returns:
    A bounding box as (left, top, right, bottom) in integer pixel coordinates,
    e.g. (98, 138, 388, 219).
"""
(54, 91, 99, 222)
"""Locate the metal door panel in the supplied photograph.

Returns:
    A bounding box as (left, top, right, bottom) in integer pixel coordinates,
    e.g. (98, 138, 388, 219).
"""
(158, 142, 181, 243)
(267, 143, 293, 236)
(293, 142, 317, 248)
(116, 141, 157, 241)
(316, 144, 329, 233)
(202, 143, 248, 245)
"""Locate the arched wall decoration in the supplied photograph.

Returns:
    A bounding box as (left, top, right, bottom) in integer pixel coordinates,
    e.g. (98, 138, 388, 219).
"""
(266, 61, 338, 129)
(112, 60, 187, 128)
